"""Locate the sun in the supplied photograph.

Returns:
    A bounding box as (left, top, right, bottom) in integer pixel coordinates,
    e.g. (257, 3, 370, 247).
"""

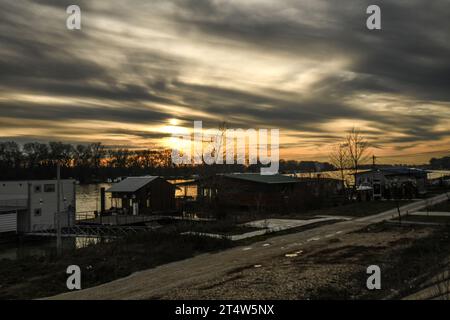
(168, 118, 180, 126)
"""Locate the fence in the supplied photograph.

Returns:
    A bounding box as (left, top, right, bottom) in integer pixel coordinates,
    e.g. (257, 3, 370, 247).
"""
(29, 223, 156, 238)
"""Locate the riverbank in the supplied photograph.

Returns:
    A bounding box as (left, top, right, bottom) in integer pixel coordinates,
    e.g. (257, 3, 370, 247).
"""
(0, 231, 232, 299)
(45, 193, 450, 300)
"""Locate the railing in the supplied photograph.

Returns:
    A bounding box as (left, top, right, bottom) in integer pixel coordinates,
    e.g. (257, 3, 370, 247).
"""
(30, 223, 156, 238)
(76, 211, 98, 222)
(75, 211, 182, 226)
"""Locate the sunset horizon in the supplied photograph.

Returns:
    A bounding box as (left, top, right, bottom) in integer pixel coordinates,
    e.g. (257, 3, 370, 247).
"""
(1, 1, 449, 166)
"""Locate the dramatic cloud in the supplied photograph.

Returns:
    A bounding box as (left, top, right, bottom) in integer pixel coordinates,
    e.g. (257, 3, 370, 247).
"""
(0, 0, 449, 162)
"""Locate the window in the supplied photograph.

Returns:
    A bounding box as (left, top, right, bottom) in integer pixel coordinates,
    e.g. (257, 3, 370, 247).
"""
(34, 208, 42, 216)
(44, 184, 55, 193)
(34, 185, 42, 193)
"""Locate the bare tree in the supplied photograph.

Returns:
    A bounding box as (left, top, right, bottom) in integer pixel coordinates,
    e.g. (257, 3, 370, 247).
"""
(329, 143, 350, 192)
(344, 128, 370, 177)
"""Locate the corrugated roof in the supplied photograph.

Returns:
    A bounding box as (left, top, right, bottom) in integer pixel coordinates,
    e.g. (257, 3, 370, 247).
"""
(223, 173, 300, 184)
(355, 168, 428, 176)
(106, 176, 159, 193)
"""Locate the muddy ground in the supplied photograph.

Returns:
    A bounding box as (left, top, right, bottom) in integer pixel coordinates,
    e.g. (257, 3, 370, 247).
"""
(163, 223, 450, 300)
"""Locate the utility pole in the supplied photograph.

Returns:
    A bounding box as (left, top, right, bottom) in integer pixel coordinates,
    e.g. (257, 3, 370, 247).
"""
(56, 163, 62, 255)
(371, 155, 376, 200)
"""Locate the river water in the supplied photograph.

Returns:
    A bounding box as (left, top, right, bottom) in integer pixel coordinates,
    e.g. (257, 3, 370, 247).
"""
(76, 183, 112, 213)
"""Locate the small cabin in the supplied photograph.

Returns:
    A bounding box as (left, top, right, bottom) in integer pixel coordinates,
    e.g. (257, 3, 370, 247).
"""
(355, 168, 428, 199)
(0, 180, 76, 234)
(106, 176, 176, 215)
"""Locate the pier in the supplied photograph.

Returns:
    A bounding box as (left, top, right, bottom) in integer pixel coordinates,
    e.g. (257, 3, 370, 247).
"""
(26, 224, 156, 238)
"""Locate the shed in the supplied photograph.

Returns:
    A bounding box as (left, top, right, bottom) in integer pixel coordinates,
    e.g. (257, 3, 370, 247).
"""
(106, 176, 176, 215)
(355, 167, 429, 199)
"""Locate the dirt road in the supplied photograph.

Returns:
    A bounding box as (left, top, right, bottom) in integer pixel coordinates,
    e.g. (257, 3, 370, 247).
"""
(49, 193, 449, 300)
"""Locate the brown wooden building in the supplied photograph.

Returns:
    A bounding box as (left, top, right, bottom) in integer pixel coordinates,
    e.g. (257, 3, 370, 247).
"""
(106, 176, 176, 215)
(196, 173, 341, 213)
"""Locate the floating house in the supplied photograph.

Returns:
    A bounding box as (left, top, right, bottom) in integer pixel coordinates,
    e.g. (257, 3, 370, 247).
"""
(106, 176, 176, 215)
(0, 180, 76, 234)
(195, 173, 342, 213)
(354, 168, 428, 200)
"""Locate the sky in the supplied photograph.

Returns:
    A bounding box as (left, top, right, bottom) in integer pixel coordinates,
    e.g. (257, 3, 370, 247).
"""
(1, 0, 449, 164)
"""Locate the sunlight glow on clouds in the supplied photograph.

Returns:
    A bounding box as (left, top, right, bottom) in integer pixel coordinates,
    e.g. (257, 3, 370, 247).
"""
(0, 0, 449, 163)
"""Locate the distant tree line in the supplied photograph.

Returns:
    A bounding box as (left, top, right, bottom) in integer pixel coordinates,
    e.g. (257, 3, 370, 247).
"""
(0, 141, 168, 182)
(0, 141, 335, 183)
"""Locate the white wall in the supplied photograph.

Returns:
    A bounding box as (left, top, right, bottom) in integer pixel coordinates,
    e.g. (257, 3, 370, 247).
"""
(29, 180, 76, 231)
(0, 180, 76, 232)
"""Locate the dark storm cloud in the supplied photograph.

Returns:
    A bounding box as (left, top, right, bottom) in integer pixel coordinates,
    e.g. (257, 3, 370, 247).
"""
(169, 0, 450, 101)
(0, 100, 170, 125)
(0, 0, 449, 152)
(172, 81, 375, 130)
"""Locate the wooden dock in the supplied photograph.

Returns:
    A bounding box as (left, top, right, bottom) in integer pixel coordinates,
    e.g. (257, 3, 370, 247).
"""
(26, 224, 156, 238)
(76, 213, 214, 226)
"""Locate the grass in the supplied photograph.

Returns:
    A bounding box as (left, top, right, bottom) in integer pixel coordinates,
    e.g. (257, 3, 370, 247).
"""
(236, 219, 341, 246)
(301, 200, 413, 217)
(358, 223, 450, 299)
(163, 219, 260, 236)
(307, 223, 450, 300)
(427, 199, 450, 212)
(375, 225, 450, 299)
(0, 231, 232, 300)
(395, 215, 450, 224)
(422, 186, 450, 199)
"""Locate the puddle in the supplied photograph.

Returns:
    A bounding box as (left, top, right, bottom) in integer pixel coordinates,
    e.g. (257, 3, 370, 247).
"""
(242, 247, 252, 251)
(262, 243, 271, 247)
(254, 264, 262, 268)
(285, 250, 304, 258)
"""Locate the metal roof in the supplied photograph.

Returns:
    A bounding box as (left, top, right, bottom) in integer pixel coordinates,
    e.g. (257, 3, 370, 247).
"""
(355, 168, 428, 177)
(223, 173, 300, 184)
(106, 176, 159, 193)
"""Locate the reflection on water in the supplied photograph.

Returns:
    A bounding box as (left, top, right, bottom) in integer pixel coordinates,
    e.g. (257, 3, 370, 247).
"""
(169, 179, 198, 199)
(76, 183, 112, 213)
(0, 237, 103, 261)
